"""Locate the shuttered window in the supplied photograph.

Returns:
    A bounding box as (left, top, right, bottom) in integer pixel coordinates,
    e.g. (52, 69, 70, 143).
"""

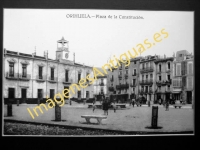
(187, 77, 193, 89)
(188, 63, 193, 75)
(176, 64, 181, 76)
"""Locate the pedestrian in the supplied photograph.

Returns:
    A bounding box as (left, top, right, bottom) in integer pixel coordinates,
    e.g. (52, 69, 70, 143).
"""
(159, 98, 161, 105)
(132, 98, 135, 107)
(165, 99, 169, 111)
(129, 98, 132, 106)
(92, 101, 96, 112)
(113, 101, 116, 113)
(102, 97, 109, 115)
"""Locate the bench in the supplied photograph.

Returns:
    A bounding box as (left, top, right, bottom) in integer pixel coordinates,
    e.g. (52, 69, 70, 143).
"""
(88, 104, 102, 109)
(174, 104, 182, 109)
(81, 115, 107, 125)
(115, 104, 126, 108)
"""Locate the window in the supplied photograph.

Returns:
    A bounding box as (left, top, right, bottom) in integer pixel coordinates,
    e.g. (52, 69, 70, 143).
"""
(133, 79, 136, 85)
(142, 75, 144, 81)
(142, 64, 145, 69)
(78, 73, 81, 82)
(86, 73, 89, 81)
(65, 70, 69, 82)
(158, 86, 161, 91)
(51, 68, 54, 80)
(159, 64, 161, 72)
(119, 71, 122, 75)
(78, 91, 81, 98)
(39, 66, 43, 79)
(9, 62, 14, 77)
(125, 69, 128, 74)
(145, 86, 148, 93)
(176, 64, 181, 76)
(146, 75, 148, 80)
(159, 75, 161, 81)
(134, 69, 136, 75)
(101, 78, 104, 84)
(187, 77, 193, 89)
(132, 87, 135, 93)
(22, 64, 27, 77)
(141, 86, 144, 91)
(134, 61, 136, 64)
(86, 91, 89, 98)
(179, 54, 183, 57)
(167, 85, 170, 91)
(168, 62, 170, 69)
(101, 87, 104, 94)
(167, 75, 170, 80)
(150, 74, 153, 79)
(188, 63, 193, 75)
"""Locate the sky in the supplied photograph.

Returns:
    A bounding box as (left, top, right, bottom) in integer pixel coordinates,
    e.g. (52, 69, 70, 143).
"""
(3, 9, 194, 67)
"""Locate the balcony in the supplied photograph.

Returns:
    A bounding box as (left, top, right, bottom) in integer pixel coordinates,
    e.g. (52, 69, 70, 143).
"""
(48, 76, 58, 83)
(118, 74, 122, 79)
(132, 73, 137, 76)
(19, 74, 31, 81)
(124, 74, 128, 79)
(140, 67, 154, 73)
(166, 69, 171, 73)
(139, 79, 153, 85)
(36, 75, 46, 82)
(121, 83, 129, 89)
(63, 78, 73, 84)
(119, 66, 122, 70)
(156, 79, 171, 85)
(125, 65, 129, 69)
(116, 85, 121, 90)
(139, 89, 145, 94)
(99, 82, 104, 86)
(130, 82, 137, 87)
(5, 72, 19, 80)
(156, 70, 162, 74)
(108, 86, 115, 91)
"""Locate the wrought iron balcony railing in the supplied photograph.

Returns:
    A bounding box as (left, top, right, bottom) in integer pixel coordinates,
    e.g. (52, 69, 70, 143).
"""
(140, 67, 154, 73)
(108, 86, 115, 91)
(99, 82, 104, 86)
(130, 82, 137, 87)
(118, 74, 122, 78)
(121, 83, 129, 89)
(124, 74, 128, 78)
(63, 78, 73, 84)
(139, 79, 153, 85)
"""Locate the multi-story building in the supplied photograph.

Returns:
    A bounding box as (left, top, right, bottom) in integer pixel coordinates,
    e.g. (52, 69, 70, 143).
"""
(172, 50, 194, 104)
(3, 37, 94, 104)
(107, 57, 141, 102)
(139, 55, 158, 104)
(154, 56, 174, 103)
(93, 68, 107, 100)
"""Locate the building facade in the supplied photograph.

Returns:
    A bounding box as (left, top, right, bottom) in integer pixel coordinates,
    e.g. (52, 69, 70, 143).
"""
(4, 37, 94, 104)
(172, 50, 194, 104)
(139, 55, 158, 104)
(154, 56, 174, 103)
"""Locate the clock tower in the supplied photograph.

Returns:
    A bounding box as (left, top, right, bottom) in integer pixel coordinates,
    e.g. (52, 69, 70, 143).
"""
(56, 37, 69, 60)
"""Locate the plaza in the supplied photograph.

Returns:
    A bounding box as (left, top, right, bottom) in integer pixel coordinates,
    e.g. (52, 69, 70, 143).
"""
(3, 102, 194, 134)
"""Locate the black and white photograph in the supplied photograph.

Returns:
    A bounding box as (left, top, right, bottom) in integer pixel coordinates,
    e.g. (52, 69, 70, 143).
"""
(3, 8, 194, 136)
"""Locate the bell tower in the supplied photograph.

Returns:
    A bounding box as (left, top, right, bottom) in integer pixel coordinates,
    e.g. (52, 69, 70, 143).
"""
(56, 37, 69, 60)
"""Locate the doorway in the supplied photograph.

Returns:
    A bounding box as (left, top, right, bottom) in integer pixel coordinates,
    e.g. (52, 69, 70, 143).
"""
(50, 89, 55, 99)
(38, 89, 43, 100)
(21, 89, 27, 103)
(187, 91, 192, 104)
(64, 86, 69, 100)
(8, 88, 15, 99)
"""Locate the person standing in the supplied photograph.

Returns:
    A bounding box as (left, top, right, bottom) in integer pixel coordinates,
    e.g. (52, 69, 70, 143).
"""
(92, 101, 96, 112)
(165, 99, 169, 111)
(113, 101, 116, 113)
(103, 97, 109, 115)
(132, 98, 135, 107)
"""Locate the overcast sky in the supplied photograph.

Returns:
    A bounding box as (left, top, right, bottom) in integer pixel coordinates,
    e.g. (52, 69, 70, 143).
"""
(3, 9, 193, 67)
